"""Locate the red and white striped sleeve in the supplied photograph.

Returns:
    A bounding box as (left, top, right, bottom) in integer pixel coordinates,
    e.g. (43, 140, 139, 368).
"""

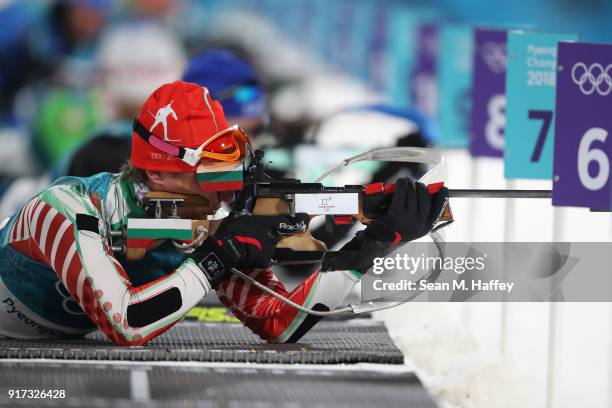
(216, 268, 360, 343)
(8, 185, 212, 345)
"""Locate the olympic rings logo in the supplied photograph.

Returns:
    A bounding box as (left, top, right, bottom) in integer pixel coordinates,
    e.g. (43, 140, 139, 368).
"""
(481, 42, 507, 74)
(571, 62, 612, 96)
(55, 281, 85, 316)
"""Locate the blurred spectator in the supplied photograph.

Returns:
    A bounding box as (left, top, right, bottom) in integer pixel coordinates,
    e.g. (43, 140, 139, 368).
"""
(0, 0, 110, 120)
(112, 0, 210, 49)
(58, 123, 131, 178)
(0, 125, 131, 220)
(182, 48, 267, 140)
(0, 18, 183, 179)
(0, 18, 184, 218)
(128, 0, 178, 19)
(96, 22, 186, 120)
(179, 47, 311, 184)
(31, 86, 103, 168)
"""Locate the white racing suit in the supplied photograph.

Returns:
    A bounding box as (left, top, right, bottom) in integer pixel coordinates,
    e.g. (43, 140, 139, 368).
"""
(0, 172, 360, 345)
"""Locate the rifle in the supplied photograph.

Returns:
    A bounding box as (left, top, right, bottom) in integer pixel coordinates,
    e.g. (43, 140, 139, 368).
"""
(108, 147, 550, 265)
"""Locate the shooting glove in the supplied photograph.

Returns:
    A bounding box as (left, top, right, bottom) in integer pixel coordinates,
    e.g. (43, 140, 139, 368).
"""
(192, 213, 309, 288)
(324, 177, 448, 273)
(365, 177, 448, 244)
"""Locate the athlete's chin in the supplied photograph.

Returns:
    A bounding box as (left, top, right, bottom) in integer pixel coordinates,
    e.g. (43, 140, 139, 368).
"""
(217, 190, 235, 204)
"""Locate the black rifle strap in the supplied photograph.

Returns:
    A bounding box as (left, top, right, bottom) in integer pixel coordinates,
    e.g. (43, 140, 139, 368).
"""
(272, 248, 365, 271)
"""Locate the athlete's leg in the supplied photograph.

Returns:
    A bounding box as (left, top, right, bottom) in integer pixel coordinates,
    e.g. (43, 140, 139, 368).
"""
(0, 276, 87, 339)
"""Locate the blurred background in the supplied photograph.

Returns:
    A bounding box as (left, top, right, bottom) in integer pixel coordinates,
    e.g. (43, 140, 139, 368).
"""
(0, 0, 611, 407)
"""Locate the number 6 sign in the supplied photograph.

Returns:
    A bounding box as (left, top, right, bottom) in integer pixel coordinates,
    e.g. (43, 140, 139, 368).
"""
(552, 42, 612, 209)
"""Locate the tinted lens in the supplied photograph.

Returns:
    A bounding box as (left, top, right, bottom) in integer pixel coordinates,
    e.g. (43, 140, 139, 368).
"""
(200, 127, 250, 162)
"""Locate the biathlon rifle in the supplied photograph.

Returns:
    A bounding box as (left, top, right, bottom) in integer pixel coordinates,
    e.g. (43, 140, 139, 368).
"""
(108, 147, 551, 264)
(108, 148, 454, 262)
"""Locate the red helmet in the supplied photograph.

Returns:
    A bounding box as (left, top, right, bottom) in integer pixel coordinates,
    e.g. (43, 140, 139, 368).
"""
(131, 81, 249, 173)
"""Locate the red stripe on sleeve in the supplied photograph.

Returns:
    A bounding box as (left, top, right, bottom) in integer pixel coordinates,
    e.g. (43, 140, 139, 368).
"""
(21, 199, 37, 238)
(52, 226, 76, 272)
(15, 200, 40, 243)
(8, 241, 31, 256)
(234, 235, 262, 251)
(17, 205, 26, 240)
(28, 241, 48, 264)
(33, 204, 52, 243)
(9, 205, 24, 242)
(217, 268, 324, 340)
(28, 199, 44, 224)
(43, 213, 66, 259)
(11, 201, 31, 241)
(63, 253, 83, 295)
(109, 258, 131, 282)
(231, 277, 246, 303)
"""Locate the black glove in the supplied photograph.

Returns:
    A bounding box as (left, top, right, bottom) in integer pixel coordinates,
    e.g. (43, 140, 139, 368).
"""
(323, 177, 448, 272)
(192, 213, 309, 288)
(364, 177, 448, 244)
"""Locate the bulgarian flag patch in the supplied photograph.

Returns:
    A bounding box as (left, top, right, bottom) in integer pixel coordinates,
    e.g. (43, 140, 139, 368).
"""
(196, 161, 243, 192)
(127, 218, 193, 249)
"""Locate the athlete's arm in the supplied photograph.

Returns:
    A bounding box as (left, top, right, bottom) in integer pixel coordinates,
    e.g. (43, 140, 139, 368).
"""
(190, 212, 352, 343)
(215, 178, 449, 343)
(9, 184, 212, 345)
(216, 268, 360, 343)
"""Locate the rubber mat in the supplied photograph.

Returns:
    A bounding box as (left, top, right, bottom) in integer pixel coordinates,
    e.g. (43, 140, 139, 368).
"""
(0, 362, 436, 408)
(188, 305, 371, 322)
(0, 320, 403, 364)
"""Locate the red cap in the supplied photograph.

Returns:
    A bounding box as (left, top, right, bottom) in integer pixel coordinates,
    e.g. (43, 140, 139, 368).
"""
(131, 81, 230, 172)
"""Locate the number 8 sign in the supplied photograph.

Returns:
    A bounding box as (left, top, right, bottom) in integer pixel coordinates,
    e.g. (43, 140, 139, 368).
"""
(470, 29, 508, 157)
(553, 42, 612, 209)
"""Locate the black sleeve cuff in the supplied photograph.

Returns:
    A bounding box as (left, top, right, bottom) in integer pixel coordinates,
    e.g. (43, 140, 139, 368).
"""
(193, 236, 239, 289)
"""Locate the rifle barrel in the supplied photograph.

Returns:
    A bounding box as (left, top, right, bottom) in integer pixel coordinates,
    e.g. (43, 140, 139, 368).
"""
(449, 189, 552, 199)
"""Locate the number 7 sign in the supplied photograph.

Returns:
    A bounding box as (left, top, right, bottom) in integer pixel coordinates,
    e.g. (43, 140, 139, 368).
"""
(505, 31, 578, 179)
(552, 42, 612, 209)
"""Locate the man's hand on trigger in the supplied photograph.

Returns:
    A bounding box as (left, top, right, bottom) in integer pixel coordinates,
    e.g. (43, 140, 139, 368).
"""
(192, 213, 309, 288)
(324, 177, 448, 274)
(365, 177, 449, 245)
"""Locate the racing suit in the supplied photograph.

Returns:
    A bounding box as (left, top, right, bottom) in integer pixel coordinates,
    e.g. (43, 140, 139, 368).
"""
(0, 172, 360, 345)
